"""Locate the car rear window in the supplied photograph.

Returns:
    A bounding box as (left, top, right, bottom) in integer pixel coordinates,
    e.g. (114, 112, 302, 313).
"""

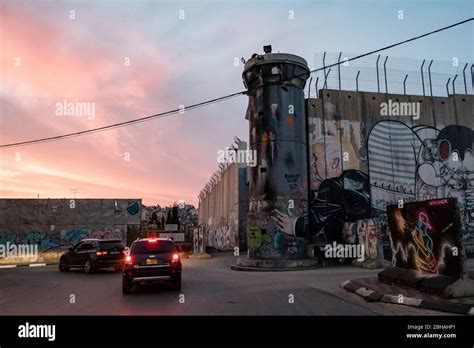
(98, 241, 125, 250)
(131, 241, 173, 254)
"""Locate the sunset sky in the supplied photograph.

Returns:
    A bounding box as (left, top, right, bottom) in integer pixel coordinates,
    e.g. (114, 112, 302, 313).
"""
(0, 0, 472, 206)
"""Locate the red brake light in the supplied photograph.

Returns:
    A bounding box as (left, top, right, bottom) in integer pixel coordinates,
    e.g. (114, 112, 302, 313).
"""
(96, 251, 107, 256)
(125, 255, 132, 265)
(171, 253, 179, 263)
(148, 239, 158, 243)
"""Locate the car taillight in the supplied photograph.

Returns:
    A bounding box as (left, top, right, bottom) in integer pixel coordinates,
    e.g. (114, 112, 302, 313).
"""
(125, 255, 133, 265)
(171, 253, 179, 263)
(148, 239, 158, 243)
(96, 251, 108, 256)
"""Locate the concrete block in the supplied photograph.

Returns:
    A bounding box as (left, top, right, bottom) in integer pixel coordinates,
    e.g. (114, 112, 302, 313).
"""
(419, 300, 473, 315)
(341, 280, 360, 293)
(365, 292, 383, 302)
(378, 267, 425, 288)
(418, 274, 458, 297)
(443, 278, 474, 298)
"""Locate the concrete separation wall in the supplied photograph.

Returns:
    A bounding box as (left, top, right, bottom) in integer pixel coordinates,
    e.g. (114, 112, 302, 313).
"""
(307, 89, 473, 256)
(0, 198, 141, 264)
(198, 161, 247, 251)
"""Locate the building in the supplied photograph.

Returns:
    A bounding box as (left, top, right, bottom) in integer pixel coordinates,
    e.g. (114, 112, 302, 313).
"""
(0, 198, 142, 254)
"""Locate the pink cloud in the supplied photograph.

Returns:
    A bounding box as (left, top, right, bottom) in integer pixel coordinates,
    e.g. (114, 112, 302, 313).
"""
(0, 4, 209, 206)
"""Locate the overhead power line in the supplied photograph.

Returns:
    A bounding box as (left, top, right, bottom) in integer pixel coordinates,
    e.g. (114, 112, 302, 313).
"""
(1, 18, 472, 149)
(0, 91, 245, 148)
(308, 17, 473, 74)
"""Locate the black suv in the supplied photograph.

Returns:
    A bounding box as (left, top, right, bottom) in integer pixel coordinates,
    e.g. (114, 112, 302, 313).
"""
(122, 238, 182, 294)
(59, 239, 126, 274)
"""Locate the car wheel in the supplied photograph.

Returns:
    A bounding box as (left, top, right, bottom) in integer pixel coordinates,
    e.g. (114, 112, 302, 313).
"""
(84, 258, 94, 274)
(58, 257, 69, 272)
(170, 276, 181, 291)
(122, 279, 132, 294)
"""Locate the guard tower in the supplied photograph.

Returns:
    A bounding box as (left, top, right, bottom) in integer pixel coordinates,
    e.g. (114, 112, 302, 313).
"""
(242, 46, 310, 259)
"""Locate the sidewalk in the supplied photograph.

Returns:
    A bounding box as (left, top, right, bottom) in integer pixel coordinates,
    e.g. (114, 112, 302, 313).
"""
(342, 277, 474, 315)
(341, 259, 474, 315)
(0, 251, 62, 267)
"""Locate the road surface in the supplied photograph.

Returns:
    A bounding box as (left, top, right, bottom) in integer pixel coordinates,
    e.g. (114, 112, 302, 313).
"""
(0, 252, 448, 315)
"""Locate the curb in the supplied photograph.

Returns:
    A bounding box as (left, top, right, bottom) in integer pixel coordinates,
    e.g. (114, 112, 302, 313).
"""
(341, 279, 474, 315)
(233, 257, 320, 272)
(0, 263, 56, 269)
(187, 253, 212, 259)
(231, 265, 320, 272)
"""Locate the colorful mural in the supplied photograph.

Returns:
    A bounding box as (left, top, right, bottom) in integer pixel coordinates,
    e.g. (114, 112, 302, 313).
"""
(386, 198, 464, 278)
(368, 121, 473, 235)
(309, 118, 362, 191)
(0, 199, 141, 257)
(90, 228, 114, 239)
(308, 93, 473, 257)
(207, 219, 239, 250)
(356, 219, 378, 260)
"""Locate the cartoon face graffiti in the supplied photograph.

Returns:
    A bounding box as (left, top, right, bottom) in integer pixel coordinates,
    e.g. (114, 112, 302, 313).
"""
(368, 121, 473, 236)
(310, 130, 360, 191)
(311, 137, 342, 190)
(417, 125, 474, 232)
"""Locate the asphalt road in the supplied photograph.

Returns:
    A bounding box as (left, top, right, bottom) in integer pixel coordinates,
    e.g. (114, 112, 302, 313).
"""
(0, 253, 450, 315)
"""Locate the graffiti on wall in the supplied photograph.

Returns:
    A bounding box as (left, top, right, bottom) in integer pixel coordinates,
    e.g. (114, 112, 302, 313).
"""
(368, 121, 473, 235)
(90, 228, 114, 239)
(21, 232, 60, 251)
(247, 223, 305, 259)
(308, 113, 473, 250)
(126, 201, 140, 215)
(387, 198, 464, 278)
(309, 117, 362, 191)
(356, 219, 378, 260)
(342, 222, 357, 244)
(0, 226, 125, 253)
(307, 115, 370, 245)
(207, 221, 238, 250)
(264, 167, 371, 247)
(63, 229, 88, 246)
(309, 170, 371, 243)
(193, 227, 205, 254)
(0, 199, 141, 254)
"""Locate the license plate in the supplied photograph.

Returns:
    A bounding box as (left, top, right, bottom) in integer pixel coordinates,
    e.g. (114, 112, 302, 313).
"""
(146, 259, 158, 265)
